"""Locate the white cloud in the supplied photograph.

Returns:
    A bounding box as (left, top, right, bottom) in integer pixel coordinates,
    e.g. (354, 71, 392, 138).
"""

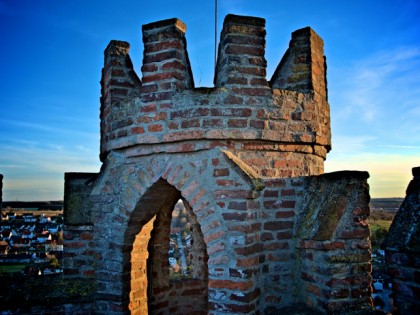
(327, 44, 420, 194)
(379, 145, 420, 150)
(0, 118, 98, 139)
(0, 164, 27, 169)
(330, 135, 377, 153)
(330, 46, 420, 126)
(75, 145, 93, 152)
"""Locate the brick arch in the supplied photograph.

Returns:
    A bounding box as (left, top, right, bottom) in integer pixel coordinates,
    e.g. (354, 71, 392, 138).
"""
(161, 152, 266, 313)
(89, 153, 225, 313)
(123, 172, 210, 314)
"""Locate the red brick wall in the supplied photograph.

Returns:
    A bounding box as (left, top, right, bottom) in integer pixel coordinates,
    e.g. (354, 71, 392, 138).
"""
(68, 152, 372, 314)
(99, 14, 331, 178)
(62, 14, 374, 315)
(63, 173, 97, 278)
(62, 225, 95, 278)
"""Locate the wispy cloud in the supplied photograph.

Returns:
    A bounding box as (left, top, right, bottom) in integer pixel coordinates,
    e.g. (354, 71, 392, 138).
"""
(0, 119, 54, 132)
(9, 139, 39, 148)
(0, 139, 101, 201)
(0, 118, 98, 139)
(379, 145, 420, 149)
(0, 144, 100, 173)
(0, 164, 27, 170)
(330, 135, 377, 153)
(331, 46, 420, 124)
(75, 145, 93, 152)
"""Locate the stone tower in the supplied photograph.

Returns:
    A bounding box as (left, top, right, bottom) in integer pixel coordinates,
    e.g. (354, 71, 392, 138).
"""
(64, 15, 373, 314)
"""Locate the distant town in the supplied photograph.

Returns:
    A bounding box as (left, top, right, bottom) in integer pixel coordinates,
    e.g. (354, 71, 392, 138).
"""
(1, 201, 64, 277)
(0, 199, 197, 279)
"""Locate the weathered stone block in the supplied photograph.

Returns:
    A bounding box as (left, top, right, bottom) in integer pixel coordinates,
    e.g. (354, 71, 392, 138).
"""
(64, 173, 98, 225)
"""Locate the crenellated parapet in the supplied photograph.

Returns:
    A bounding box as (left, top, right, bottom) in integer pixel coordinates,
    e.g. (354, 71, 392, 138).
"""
(62, 13, 374, 315)
(100, 40, 142, 160)
(99, 14, 331, 177)
(141, 18, 194, 93)
(271, 27, 327, 99)
(214, 15, 267, 89)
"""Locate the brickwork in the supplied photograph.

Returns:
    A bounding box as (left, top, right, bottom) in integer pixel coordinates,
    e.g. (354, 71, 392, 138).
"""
(98, 14, 330, 177)
(63, 173, 97, 278)
(385, 167, 420, 314)
(296, 172, 372, 313)
(63, 14, 373, 314)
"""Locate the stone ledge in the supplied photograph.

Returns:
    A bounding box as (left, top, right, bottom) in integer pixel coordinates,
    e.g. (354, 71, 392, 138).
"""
(142, 18, 186, 33)
(224, 14, 265, 27)
(320, 170, 370, 180)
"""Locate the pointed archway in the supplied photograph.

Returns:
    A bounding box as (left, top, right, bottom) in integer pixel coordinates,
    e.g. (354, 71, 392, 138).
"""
(126, 178, 208, 314)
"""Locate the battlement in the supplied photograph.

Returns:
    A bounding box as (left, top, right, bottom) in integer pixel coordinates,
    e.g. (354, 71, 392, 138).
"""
(62, 14, 374, 315)
(99, 14, 331, 179)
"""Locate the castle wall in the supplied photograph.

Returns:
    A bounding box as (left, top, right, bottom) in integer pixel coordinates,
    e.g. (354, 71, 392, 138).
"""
(64, 152, 372, 314)
(295, 171, 372, 312)
(385, 167, 420, 314)
(63, 14, 373, 314)
(63, 173, 97, 278)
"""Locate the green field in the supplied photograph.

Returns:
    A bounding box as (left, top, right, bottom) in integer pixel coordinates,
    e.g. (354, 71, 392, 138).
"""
(0, 264, 26, 273)
(369, 219, 393, 233)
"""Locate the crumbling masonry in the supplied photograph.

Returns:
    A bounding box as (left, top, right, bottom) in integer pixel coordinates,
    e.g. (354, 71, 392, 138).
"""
(385, 167, 420, 314)
(64, 15, 373, 314)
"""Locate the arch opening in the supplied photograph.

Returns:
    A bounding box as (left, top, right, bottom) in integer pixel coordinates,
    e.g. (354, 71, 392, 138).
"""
(127, 178, 208, 314)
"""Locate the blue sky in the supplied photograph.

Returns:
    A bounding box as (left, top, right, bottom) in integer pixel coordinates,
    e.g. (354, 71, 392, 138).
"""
(0, 0, 419, 201)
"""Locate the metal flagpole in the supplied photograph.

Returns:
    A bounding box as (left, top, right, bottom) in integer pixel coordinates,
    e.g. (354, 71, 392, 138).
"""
(215, 0, 218, 70)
